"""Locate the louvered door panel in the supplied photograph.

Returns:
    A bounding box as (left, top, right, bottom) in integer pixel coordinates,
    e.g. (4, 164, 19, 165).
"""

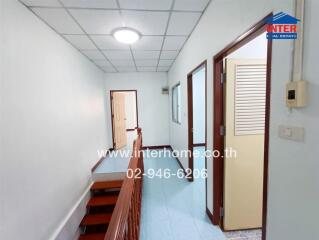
(223, 59, 266, 231)
(235, 64, 266, 135)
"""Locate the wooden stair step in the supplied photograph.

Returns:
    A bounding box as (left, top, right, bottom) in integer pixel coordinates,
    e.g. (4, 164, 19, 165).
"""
(91, 180, 123, 191)
(79, 233, 105, 240)
(87, 195, 118, 207)
(81, 213, 112, 226)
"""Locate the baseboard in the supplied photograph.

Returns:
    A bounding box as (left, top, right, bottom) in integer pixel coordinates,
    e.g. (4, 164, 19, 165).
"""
(167, 146, 192, 182)
(193, 143, 206, 147)
(49, 182, 93, 240)
(206, 207, 214, 225)
(126, 128, 136, 132)
(91, 148, 113, 172)
(168, 146, 186, 172)
(142, 145, 191, 182)
(142, 145, 171, 150)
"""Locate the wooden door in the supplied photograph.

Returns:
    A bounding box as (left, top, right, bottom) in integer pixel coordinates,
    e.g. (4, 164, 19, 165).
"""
(112, 92, 127, 149)
(223, 59, 266, 230)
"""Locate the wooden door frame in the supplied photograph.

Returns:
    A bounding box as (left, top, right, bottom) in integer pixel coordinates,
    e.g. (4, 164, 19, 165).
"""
(187, 60, 207, 183)
(110, 90, 139, 149)
(212, 13, 273, 240)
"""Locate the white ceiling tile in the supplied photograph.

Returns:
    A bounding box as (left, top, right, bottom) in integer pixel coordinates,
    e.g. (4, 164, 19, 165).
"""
(20, 0, 61, 7)
(24, 0, 208, 73)
(32, 8, 83, 34)
(174, 0, 210, 11)
(119, 0, 173, 10)
(131, 36, 163, 50)
(121, 11, 169, 35)
(160, 50, 179, 59)
(69, 9, 122, 34)
(167, 12, 201, 35)
(162, 36, 187, 50)
(135, 60, 158, 67)
(93, 60, 113, 67)
(64, 35, 97, 49)
(103, 50, 132, 60)
(158, 59, 174, 67)
(138, 67, 157, 72)
(81, 50, 105, 60)
(157, 66, 170, 72)
(91, 36, 130, 50)
(102, 66, 117, 73)
(116, 66, 137, 72)
(61, 0, 118, 8)
(111, 59, 135, 67)
(133, 51, 160, 59)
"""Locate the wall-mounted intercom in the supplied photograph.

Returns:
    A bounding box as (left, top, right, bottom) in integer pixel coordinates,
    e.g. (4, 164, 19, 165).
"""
(286, 80, 308, 108)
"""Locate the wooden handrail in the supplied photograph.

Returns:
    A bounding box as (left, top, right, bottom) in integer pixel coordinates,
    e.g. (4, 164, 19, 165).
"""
(104, 128, 144, 240)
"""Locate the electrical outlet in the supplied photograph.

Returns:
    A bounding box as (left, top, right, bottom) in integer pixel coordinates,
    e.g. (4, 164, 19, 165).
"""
(278, 125, 304, 141)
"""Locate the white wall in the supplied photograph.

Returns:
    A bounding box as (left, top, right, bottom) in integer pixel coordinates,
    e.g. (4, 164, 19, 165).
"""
(105, 72, 169, 147)
(228, 32, 268, 59)
(0, 0, 4, 238)
(0, 1, 109, 239)
(168, 0, 319, 239)
(192, 68, 206, 144)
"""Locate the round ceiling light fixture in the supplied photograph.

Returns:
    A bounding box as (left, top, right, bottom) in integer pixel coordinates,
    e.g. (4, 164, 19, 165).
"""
(112, 27, 141, 44)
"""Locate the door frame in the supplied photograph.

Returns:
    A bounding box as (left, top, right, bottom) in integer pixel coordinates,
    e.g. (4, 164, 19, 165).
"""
(110, 90, 139, 149)
(187, 60, 207, 184)
(212, 13, 272, 240)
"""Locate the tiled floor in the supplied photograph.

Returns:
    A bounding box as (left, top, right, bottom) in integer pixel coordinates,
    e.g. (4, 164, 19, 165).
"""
(93, 130, 137, 174)
(224, 229, 262, 240)
(140, 148, 226, 240)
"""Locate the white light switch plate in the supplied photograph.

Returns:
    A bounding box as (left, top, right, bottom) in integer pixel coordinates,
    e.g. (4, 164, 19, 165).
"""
(278, 125, 304, 141)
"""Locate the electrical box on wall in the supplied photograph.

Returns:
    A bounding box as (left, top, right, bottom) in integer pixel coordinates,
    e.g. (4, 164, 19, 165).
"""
(162, 87, 169, 95)
(286, 80, 308, 108)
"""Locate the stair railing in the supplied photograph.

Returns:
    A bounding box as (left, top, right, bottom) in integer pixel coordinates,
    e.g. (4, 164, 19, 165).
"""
(104, 128, 144, 240)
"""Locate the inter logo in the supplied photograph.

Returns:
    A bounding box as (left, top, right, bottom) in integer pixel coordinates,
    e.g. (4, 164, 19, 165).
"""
(266, 12, 300, 39)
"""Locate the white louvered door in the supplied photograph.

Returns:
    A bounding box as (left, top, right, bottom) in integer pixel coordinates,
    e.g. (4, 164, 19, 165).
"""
(223, 59, 266, 230)
(235, 64, 266, 135)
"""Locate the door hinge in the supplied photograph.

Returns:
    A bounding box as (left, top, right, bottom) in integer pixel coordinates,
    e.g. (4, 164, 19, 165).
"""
(221, 72, 226, 84)
(220, 207, 224, 218)
(220, 125, 225, 136)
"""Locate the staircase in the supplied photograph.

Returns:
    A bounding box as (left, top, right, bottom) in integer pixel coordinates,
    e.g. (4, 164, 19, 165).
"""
(78, 180, 123, 240)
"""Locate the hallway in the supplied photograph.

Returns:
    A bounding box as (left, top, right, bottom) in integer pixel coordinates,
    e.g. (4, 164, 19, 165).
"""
(1, 0, 318, 240)
(140, 149, 226, 240)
